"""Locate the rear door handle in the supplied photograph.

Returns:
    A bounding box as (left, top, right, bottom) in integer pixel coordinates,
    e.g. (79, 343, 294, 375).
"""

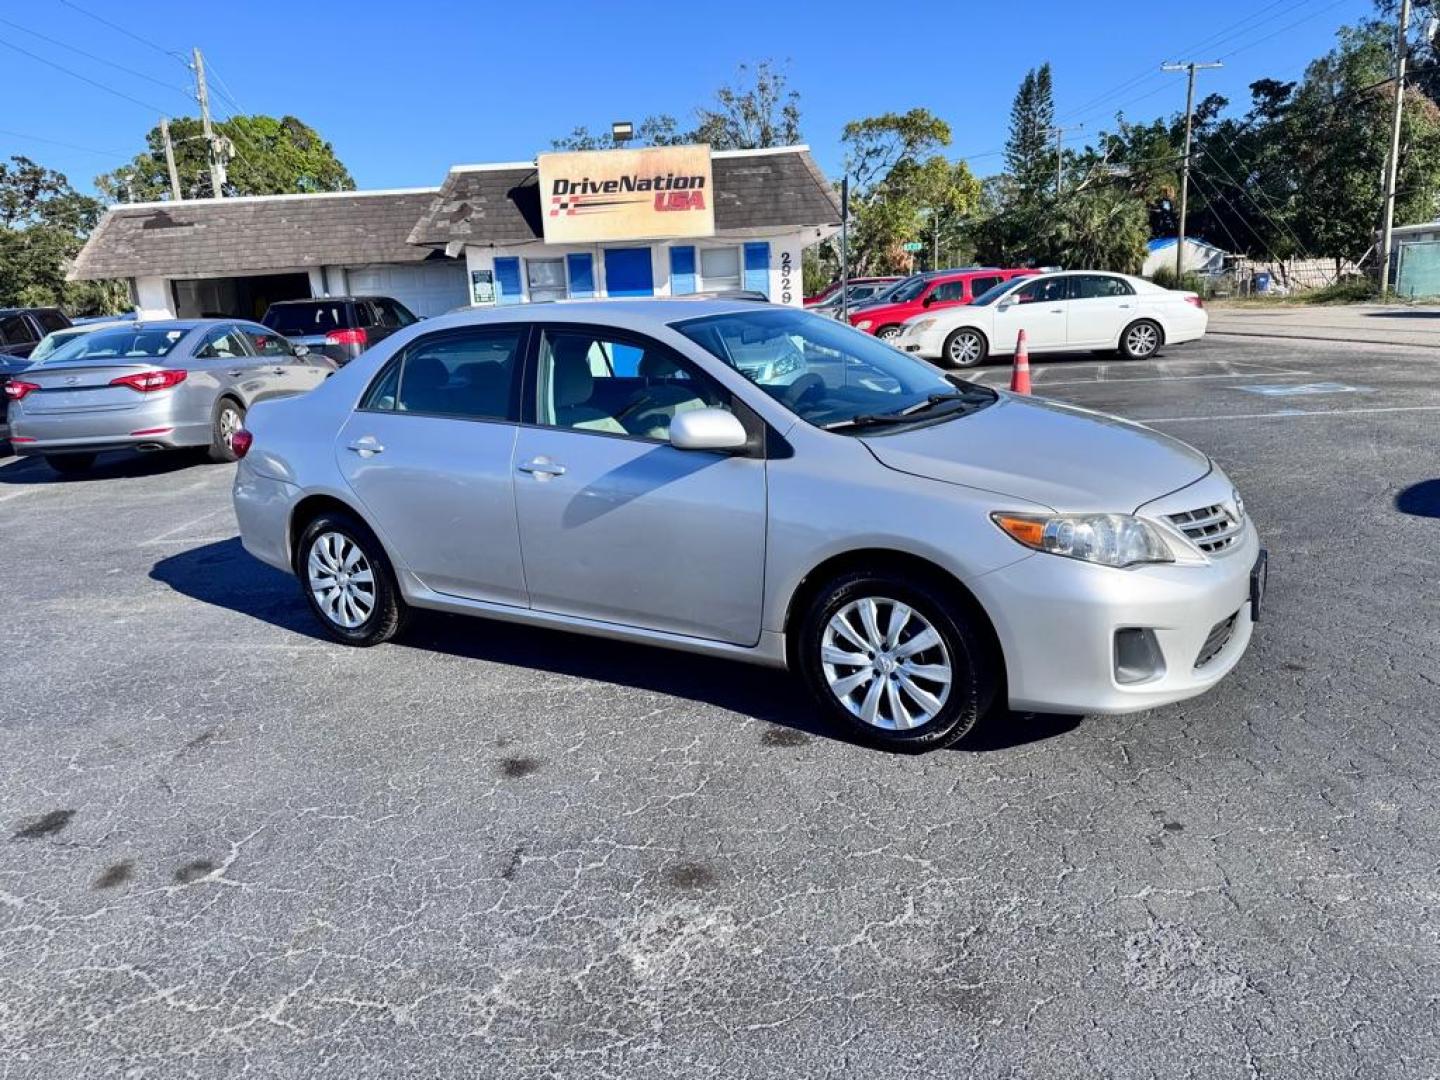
(347, 436, 384, 457)
(272, 366, 286, 375)
(518, 457, 566, 478)
(226, 369, 245, 377)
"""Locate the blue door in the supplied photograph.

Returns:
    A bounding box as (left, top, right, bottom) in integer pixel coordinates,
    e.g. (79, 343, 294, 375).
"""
(603, 248, 654, 297)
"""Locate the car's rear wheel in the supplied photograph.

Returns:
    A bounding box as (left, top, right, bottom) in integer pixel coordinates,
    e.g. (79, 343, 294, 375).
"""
(208, 397, 246, 463)
(296, 511, 407, 646)
(797, 570, 998, 752)
(44, 453, 96, 476)
(943, 327, 989, 368)
(1119, 320, 1162, 360)
(876, 325, 903, 342)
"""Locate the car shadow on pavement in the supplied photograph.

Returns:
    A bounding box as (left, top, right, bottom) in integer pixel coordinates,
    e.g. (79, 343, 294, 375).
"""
(1362, 310, 1440, 319)
(151, 537, 1078, 753)
(0, 447, 210, 485)
(1395, 479, 1440, 519)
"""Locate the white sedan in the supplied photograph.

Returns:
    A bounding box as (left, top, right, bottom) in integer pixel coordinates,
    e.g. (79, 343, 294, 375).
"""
(892, 271, 1208, 368)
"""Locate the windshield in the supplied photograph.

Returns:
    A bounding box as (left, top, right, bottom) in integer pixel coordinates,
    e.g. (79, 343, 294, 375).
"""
(674, 308, 993, 432)
(883, 275, 930, 304)
(972, 278, 1026, 306)
(42, 326, 187, 364)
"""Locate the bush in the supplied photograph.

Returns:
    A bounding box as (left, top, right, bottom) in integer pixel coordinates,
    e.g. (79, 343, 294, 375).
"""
(1149, 266, 1213, 294)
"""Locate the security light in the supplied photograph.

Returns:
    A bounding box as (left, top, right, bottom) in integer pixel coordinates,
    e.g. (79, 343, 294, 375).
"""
(612, 121, 634, 144)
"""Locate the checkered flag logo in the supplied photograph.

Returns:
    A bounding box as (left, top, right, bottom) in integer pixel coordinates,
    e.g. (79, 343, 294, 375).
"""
(550, 195, 574, 217)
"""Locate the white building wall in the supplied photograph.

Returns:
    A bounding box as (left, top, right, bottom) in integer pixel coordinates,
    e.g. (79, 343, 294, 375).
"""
(133, 275, 175, 318)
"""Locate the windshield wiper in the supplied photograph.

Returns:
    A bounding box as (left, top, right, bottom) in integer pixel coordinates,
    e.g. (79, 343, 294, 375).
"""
(824, 388, 996, 431)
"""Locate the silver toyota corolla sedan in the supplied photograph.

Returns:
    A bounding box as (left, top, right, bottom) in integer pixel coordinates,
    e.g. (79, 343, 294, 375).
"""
(232, 299, 1265, 751)
(6, 320, 335, 475)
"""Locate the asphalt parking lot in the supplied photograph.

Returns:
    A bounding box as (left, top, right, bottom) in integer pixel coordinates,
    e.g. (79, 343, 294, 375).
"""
(2, 332, 1439, 1079)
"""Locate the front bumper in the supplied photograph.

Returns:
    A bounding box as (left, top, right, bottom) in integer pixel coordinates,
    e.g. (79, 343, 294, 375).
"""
(892, 324, 944, 359)
(971, 521, 1261, 715)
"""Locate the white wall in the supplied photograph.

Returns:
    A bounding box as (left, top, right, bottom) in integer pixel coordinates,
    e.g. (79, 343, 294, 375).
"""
(133, 275, 175, 318)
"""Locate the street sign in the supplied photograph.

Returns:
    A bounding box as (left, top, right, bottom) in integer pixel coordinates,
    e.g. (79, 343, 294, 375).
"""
(902, 241, 924, 252)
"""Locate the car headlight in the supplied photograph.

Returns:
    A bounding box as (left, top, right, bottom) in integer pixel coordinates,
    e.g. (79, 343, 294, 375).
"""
(910, 318, 937, 334)
(855, 319, 873, 330)
(991, 512, 1175, 567)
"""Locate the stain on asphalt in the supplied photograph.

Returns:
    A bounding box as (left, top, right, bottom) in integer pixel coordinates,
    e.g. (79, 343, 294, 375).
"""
(1283, 662, 1307, 672)
(93, 860, 135, 889)
(183, 729, 219, 752)
(500, 846, 524, 881)
(12, 810, 75, 841)
(498, 756, 542, 779)
(662, 861, 718, 890)
(1162, 821, 1185, 833)
(173, 859, 216, 884)
(760, 726, 811, 747)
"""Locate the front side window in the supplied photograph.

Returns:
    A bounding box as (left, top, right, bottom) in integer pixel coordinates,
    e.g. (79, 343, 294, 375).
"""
(675, 308, 991, 433)
(239, 326, 294, 357)
(698, 247, 742, 292)
(1013, 278, 1069, 305)
(537, 328, 727, 441)
(526, 259, 568, 303)
(1073, 274, 1135, 299)
(372, 327, 523, 419)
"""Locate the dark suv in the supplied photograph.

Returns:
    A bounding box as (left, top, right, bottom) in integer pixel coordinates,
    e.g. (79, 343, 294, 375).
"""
(262, 296, 417, 366)
(1, 308, 72, 436)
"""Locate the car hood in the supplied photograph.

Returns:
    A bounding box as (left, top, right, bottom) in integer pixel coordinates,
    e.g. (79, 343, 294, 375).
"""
(861, 394, 1211, 513)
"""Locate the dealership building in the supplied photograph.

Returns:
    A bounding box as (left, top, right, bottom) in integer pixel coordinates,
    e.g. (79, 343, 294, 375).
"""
(68, 144, 841, 319)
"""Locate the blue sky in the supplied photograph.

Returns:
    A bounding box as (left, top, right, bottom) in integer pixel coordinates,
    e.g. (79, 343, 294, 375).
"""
(3, 0, 1376, 198)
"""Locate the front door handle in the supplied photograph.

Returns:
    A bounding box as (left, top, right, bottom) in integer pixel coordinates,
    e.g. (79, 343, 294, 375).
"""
(518, 456, 566, 479)
(347, 436, 384, 457)
(226, 369, 245, 377)
(272, 366, 286, 375)
(1049, 308, 1064, 314)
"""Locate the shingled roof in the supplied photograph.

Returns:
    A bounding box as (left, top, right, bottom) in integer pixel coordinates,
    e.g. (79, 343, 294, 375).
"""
(69, 189, 442, 282)
(407, 146, 841, 248)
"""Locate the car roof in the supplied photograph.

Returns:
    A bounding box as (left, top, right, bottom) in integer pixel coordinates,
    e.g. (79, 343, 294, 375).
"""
(268, 296, 392, 305)
(0, 306, 64, 317)
(421, 297, 779, 333)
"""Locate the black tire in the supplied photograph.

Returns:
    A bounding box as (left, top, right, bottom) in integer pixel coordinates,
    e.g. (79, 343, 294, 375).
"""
(44, 453, 95, 476)
(875, 325, 903, 342)
(796, 570, 999, 752)
(942, 327, 989, 368)
(208, 397, 246, 463)
(1118, 319, 1163, 361)
(295, 510, 408, 646)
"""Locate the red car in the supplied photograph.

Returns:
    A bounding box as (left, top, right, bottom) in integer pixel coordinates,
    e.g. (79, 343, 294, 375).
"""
(804, 276, 901, 307)
(848, 267, 1040, 339)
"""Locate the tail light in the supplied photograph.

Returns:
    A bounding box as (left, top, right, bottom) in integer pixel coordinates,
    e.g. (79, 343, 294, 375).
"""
(4, 379, 39, 401)
(110, 369, 188, 392)
(1185, 296, 1204, 309)
(325, 328, 368, 349)
(230, 428, 253, 459)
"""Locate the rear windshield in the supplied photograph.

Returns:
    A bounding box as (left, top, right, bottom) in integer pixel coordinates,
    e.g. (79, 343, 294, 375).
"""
(42, 326, 187, 364)
(264, 303, 350, 335)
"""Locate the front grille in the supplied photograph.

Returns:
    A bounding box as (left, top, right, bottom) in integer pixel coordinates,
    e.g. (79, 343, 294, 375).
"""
(1195, 612, 1239, 668)
(1168, 503, 1244, 554)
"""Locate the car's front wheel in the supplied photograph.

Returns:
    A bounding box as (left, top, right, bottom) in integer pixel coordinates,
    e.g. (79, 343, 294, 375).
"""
(876, 325, 903, 342)
(797, 571, 998, 752)
(296, 511, 407, 646)
(1119, 319, 1162, 360)
(943, 328, 989, 368)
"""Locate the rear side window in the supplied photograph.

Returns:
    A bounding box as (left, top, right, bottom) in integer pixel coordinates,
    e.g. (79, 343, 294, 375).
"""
(967, 275, 1001, 297)
(0, 315, 37, 345)
(362, 327, 524, 420)
(1073, 275, 1135, 298)
(354, 301, 378, 328)
(375, 299, 417, 328)
(929, 281, 967, 303)
(264, 303, 349, 335)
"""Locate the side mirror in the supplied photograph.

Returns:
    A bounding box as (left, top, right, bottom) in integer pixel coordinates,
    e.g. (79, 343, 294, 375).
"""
(922, 294, 936, 307)
(669, 407, 748, 452)
(997, 297, 1017, 310)
(293, 344, 310, 358)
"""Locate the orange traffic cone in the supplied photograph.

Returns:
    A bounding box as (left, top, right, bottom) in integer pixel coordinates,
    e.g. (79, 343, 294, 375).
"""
(1010, 329, 1032, 394)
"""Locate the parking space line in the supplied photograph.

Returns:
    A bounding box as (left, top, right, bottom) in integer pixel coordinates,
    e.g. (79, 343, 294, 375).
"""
(1145, 404, 1440, 423)
(991, 370, 1317, 389)
(140, 509, 231, 546)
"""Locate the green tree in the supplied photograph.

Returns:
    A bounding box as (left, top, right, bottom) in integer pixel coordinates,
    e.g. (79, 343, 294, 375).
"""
(552, 114, 687, 150)
(1005, 63, 1056, 203)
(96, 114, 354, 201)
(0, 156, 126, 314)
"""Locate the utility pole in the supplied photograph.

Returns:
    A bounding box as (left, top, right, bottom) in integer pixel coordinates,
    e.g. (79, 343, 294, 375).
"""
(1379, 0, 1412, 295)
(191, 47, 226, 197)
(1162, 61, 1222, 280)
(1047, 124, 1083, 196)
(160, 117, 182, 201)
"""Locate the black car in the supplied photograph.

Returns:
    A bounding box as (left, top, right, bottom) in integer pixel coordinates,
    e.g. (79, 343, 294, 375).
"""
(1, 308, 73, 437)
(261, 296, 417, 366)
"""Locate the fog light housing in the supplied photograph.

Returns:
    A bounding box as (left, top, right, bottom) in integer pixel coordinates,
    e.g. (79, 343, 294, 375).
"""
(1114, 628, 1166, 685)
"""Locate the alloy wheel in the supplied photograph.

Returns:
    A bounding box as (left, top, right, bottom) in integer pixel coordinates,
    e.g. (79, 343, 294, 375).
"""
(820, 597, 953, 731)
(218, 404, 243, 449)
(1126, 323, 1159, 357)
(307, 531, 376, 629)
(948, 331, 983, 365)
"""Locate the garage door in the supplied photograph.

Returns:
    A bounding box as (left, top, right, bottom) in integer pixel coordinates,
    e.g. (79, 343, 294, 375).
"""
(346, 261, 468, 318)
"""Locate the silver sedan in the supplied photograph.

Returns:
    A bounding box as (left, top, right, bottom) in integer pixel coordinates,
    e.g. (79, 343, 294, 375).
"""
(6, 319, 335, 474)
(232, 300, 1264, 751)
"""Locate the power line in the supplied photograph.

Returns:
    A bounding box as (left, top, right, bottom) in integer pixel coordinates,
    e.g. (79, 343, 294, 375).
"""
(1216, 0, 1358, 61)
(57, 0, 189, 68)
(0, 14, 191, 100)
(205, 60, 245, 118)
(0, 37, 171, 114)
(0, 126, 128, 158)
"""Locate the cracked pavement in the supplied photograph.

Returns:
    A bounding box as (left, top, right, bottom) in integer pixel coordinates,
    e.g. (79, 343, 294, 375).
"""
(2, 335, 1438, 1078)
